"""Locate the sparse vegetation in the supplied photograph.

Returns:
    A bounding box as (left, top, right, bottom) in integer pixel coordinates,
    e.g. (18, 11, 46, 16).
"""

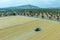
(0, 9, 60, 21)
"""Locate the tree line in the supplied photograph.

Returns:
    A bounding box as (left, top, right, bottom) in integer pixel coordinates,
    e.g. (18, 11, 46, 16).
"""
(0, 9, 60, 21)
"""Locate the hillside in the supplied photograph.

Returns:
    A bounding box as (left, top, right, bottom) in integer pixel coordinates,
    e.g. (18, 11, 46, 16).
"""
(0, 5, 40, 10)
(0, 16, 60, 40)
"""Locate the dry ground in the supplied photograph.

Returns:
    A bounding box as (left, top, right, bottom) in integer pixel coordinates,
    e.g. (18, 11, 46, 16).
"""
(0, 16, 60, 40)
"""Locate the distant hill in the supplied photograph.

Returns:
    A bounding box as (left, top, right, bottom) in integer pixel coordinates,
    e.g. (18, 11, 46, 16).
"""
(0, 5, 60, 11)
(12, 5, 40, 9)
(0, 5, 40, 10)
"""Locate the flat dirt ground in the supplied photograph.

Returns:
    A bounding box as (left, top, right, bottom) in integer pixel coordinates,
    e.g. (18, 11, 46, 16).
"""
(0, 16, 60, 40)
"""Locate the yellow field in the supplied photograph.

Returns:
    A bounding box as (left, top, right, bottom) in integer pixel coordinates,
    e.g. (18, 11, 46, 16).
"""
(0, 16, 60, 40)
